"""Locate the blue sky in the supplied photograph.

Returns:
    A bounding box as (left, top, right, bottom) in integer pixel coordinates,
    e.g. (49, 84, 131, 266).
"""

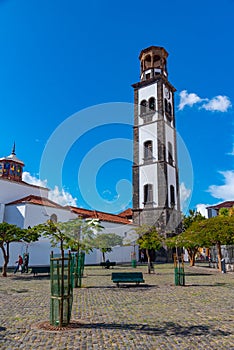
(0, 0, 233, 215)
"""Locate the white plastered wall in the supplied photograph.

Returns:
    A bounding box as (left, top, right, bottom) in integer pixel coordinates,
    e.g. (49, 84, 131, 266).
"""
(138, 83, 159, 210)
(138, 83, 158, 125)
(139, 123, 158, 165)
(0, 178, 48, 204)
(165, 124, 178, 209)
(139, 164, 158, 209)
(0, 203, 139, 266)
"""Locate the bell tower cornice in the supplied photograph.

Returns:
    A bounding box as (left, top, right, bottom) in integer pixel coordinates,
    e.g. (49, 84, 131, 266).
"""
(132, 74, 176, 92)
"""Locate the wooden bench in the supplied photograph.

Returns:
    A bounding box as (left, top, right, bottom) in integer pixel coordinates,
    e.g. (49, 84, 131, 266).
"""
(100, 261, 116, 269)
(112, 272, 144, 287)
(30, 266, 50, 276)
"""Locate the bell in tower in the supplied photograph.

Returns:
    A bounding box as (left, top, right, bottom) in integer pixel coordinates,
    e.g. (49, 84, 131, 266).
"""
(132, 46, 181, 237)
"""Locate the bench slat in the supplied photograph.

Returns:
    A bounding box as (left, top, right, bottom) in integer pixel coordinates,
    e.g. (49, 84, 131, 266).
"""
(111, 272, 144, 286)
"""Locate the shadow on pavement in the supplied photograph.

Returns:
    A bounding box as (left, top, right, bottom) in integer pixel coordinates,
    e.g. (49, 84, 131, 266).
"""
(185, 272, 213, 276)
(11, 275, 50, 281)
(84, 284, 157, 289)
(47, 320, 231, 337)
(186, 282, 228, 287)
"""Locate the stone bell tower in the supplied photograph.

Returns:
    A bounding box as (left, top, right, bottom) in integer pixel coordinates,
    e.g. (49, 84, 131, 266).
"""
(132, 46, 181, 236)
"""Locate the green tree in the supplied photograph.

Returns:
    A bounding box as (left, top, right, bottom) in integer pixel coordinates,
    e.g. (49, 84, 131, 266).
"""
(182, 209, 206, 231)
(63, 218, 103, 254)
(167, 210, 206, 266)
(167, 221, 207, 266)
(219, 208, 229, 217)
(135, 225, 162, 273)
(0, 222, 39, 277)
(33, 220, 67, 253)
(93, 233, 123, 262)
(198, 216, 234, 271)
(168, 216, 234, 270)
(60, 218, 103, 287)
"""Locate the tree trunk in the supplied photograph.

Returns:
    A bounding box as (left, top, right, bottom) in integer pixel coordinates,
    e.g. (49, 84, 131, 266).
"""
(102, 251, 105, 263)
(216, 242, 222, 272)
(145, 249, 151, 274)
(1, 244, 9, 277)
(187, 248, 197, 267)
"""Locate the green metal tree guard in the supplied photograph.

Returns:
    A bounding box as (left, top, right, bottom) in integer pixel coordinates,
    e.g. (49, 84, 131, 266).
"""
(50, 250, 74, 327)
(73, 251, 85, 288)
(131, 251, 137, 268)
(174, 254, 185, 286)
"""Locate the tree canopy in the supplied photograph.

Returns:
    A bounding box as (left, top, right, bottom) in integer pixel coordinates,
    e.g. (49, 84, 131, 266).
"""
(92, 233, 123, 262)
(167, 214, 234, 270)
(182, 209, 206, 231)
(32, 218, 103, 254)
(0, 222, 39, 277)
(135, 225, 162, 273)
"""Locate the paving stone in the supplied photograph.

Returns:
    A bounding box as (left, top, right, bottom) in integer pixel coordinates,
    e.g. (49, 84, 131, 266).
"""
(0, 264, 233, 349)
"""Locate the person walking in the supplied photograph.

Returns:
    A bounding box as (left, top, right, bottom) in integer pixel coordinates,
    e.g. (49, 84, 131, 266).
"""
(14, 255, 23, 274)
(22, 253, 29, 273)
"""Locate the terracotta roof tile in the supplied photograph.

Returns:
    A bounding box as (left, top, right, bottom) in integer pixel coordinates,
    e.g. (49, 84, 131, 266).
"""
(70, 206, 132, 225)
(207, 201, 234, 210)
(7, 195, 65, 209)
(118, 208, 133, 218)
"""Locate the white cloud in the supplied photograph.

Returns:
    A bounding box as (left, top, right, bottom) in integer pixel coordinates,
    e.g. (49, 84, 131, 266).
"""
(22, 171, 77, 207)
(180, 182, 191, 211)
(48, 186, 77, 207)
(178, 90, 232, 112)
(178, 90, 203, 110)
(201, 95, 232, 112)
(195, 204, 209, 218)
(208, 170, 234, 200)
(22, 171, 47, 187)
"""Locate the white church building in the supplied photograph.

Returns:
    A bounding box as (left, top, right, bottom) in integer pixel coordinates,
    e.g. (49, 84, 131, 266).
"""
(0, 146, 137, 267)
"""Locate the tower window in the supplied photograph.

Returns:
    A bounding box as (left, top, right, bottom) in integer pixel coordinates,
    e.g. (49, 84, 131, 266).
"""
(144, 141, 153, 160)
(153, 55, 160, 62)
(140, 100, 147, 114)
(164, 98, 168, 113)
(168, 102, 172, 116)
(168, 142, 173, 166)
(170, 185, 175, 207)
(154, 69, 161, 76)
(144, 184, 153, 204)
(145, 73, 150, 80)
(149, 97, 156, 111)
(144, 54, 151, 69)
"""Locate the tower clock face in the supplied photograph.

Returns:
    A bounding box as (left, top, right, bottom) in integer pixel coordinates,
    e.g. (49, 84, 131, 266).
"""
(165, 87, 170, 99)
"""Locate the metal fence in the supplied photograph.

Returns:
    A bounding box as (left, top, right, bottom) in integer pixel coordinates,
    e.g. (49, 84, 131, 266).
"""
(50, 251, 74, 327)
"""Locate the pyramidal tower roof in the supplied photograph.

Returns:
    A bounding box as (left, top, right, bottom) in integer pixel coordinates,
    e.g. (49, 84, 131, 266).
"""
(0, 142, 25, 166)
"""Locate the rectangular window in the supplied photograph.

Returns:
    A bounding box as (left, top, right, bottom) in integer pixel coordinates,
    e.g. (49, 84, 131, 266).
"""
(145, 73, 150, 80)
(144, 184, 153, 204)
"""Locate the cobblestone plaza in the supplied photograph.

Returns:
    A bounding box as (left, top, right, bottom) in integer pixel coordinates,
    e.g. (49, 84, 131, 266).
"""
(0, 264, 233, 350)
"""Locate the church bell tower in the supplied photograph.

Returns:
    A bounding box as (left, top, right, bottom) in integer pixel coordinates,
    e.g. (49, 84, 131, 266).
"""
(132, 46, 181, 236)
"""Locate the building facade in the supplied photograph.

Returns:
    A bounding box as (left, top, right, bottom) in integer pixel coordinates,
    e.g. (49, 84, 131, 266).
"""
(0, 147, 137, 267)
(132, 46, 181, 235)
